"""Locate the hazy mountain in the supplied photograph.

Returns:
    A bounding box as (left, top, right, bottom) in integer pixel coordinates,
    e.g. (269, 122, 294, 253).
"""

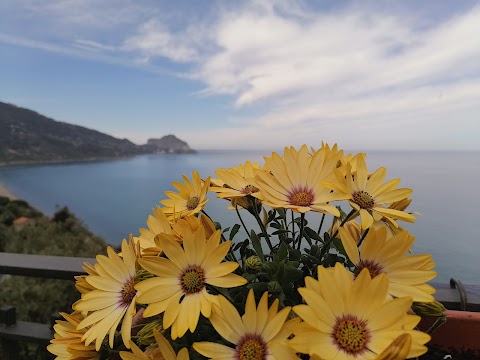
(0, 102, 194, 165)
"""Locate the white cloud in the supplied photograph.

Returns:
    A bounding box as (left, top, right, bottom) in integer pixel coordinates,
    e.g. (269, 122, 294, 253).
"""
(121, 19, 199, 63)
(177, 2, 480, 150)
(2, 0, 480, 149)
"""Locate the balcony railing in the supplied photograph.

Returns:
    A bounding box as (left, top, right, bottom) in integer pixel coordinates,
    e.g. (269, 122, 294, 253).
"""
(0, 252, 94, 360)
(1, 252, 480, 359)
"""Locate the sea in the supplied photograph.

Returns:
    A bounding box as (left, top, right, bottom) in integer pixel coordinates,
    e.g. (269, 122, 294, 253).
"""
(0, 150, 478, 284)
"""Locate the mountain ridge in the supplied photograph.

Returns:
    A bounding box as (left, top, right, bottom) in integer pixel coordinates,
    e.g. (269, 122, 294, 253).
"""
(0, 101, 194, 166)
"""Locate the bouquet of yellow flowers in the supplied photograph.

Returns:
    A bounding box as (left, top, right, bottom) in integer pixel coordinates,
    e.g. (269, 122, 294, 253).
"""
(48, 144, 439, 360)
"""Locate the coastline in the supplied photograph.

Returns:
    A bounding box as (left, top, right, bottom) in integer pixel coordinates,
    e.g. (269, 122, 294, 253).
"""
(0, 151, 197, 169)
(0, 181, 18, 200)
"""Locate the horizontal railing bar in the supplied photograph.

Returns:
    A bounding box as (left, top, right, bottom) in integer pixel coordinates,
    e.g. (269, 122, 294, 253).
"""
(0, 252, 94, 280)
(0, 321, 51, 344)
(0, 253, 479, 310)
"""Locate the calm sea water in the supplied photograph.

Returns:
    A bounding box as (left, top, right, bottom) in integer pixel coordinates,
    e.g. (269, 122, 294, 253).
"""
(0, 150, 478, 283)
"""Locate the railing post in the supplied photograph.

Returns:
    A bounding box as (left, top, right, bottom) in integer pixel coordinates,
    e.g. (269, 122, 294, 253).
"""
(0, 306, 19, 360)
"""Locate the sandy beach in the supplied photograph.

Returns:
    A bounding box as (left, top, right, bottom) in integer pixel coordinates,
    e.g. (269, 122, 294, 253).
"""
(0, 181, 18, 199)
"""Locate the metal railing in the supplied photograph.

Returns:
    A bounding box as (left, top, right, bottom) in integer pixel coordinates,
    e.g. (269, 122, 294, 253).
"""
(0, 252, 94, 359)
(1, 252, 480, 359)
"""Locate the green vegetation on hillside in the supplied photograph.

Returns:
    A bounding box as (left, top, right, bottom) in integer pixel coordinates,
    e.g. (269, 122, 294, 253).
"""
(0, 196, 107, 359)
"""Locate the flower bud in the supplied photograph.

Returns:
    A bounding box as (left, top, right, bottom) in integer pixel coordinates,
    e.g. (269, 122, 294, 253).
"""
(244, 256, 263, 272)
(267, 281, 282, 295)
(412, 301, 446, 318)
(136, 317, 164, 346)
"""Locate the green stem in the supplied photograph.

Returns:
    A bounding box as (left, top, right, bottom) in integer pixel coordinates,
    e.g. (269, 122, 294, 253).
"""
(426, 316, 446, 335)
(235, 204, 251, 241)
(250, 198, 274, 252)
(318, 209, 357, 260)
(357, 227, 370, 247)
(317, 213, 326, 234)
(297, 213, 307, 250)
(291, 210, 295, 243)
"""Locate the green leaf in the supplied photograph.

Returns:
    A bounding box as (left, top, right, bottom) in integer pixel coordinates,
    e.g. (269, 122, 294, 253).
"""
(287, 260, 300, 268)
(303, 253, 322, 266)
(272, 229, 290, 236)
(229, 224, 241, 240)
(267, 210, 276, 224)
(324, 254, 341, 267)
(247, 282, 268, 292)
(283, 266, 304, 283)
(243, 273, 257, 282)
(232, 241, 243, 251)
(332, 238, 347, 257)
(289, 249, 301, 261)
(276, 262, 285, 282)
(303, 227, 324, 243)
(277, 242, 288, 261)
(250, 230, 264, 262)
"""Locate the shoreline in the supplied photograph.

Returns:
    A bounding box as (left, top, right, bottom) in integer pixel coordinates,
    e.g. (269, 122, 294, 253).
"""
(0, 151, 198, 169)
(0, 181, 18, 200)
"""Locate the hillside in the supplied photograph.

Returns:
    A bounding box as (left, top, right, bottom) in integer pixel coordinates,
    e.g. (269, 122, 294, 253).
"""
(0, 196, 106, 359)
(0, 102, 195, 165)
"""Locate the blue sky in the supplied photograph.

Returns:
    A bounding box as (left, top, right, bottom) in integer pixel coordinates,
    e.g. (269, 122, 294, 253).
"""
(1, 0, 479, 150)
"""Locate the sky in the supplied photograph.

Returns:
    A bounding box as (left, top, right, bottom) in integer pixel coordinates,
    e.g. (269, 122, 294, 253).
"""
(1, 0, 479, 151)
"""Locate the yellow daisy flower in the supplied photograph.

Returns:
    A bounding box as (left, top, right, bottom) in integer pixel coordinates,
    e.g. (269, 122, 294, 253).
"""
(74, 239, 140, 350)
(120, 329, 189, 360)
(325, 155, 416, 229)
(290, 263, 430, 359)
(253, 145, 347, 215)
(136, 227, 247, 340)
(210, 161, 262, 200)
(338, 226, 437, 302)
(48, 312, 99, 360)
(193, 289, 300, 360)
(161, 171, 210, 220)
(135, 207, 172, 256)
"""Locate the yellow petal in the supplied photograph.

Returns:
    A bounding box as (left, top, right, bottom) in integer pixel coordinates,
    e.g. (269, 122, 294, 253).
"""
(360, 209, 374, 230)
(374, 333, 411, 360)
(338, 227, 360, 265)
(193, 342, 235, 358)
(206, 273, 247, 288)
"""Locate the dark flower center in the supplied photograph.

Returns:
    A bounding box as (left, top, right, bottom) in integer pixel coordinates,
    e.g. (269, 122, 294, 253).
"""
(186, 196, 200, 210)
(333, 316, 370, 354)
(236, 335, 267, 360)
(287, 186, 315, 207)
(121, 279, 137, 304)
(352, 191, 375, 209)
(355, 260, 384, 279)
(180, 265, 205, 294)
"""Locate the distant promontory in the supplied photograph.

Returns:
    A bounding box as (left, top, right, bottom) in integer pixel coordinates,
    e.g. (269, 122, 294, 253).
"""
(0, 101, 195, 166)
(144, 135, 195, 154)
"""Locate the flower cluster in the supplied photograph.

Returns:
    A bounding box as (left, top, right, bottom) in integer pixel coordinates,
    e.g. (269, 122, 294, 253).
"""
(49, 144, 439, 360)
